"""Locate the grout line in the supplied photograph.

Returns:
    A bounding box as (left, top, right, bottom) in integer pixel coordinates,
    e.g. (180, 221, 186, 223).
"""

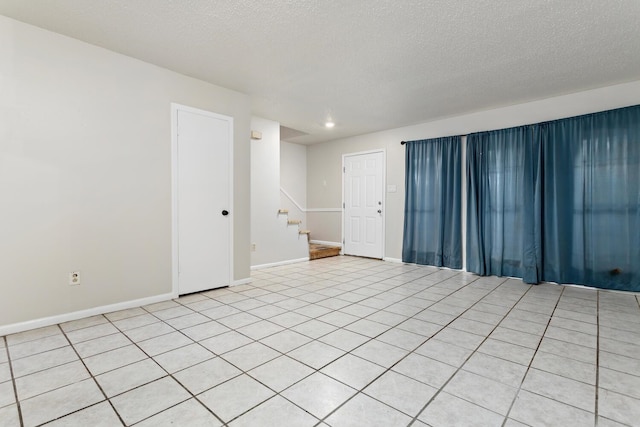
(3, 335, 24, 427)
(109, 306, 229, 426)
(407, 280, 542, 426)
(318, 275, 514, 425)
(56, 324, 126, 426)
(501, 285, 566, 425)
(5, 258, 638, 427)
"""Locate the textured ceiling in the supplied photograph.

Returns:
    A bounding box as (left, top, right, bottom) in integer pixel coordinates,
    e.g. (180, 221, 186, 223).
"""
(1, 0, 640, 144)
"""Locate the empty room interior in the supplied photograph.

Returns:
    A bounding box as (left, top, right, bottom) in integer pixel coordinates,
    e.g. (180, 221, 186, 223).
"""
(1, 1, 640, 426)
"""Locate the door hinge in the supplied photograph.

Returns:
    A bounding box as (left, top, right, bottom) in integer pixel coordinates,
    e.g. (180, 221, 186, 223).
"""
(343, 166, 345, 173)
(343, 202, 345, 209)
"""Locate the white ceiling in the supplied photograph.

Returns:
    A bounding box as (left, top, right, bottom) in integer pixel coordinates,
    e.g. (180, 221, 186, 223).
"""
(1, 1, 640, 144)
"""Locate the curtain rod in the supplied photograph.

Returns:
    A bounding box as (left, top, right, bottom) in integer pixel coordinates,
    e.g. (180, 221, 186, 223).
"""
(400, 141, 407, 145)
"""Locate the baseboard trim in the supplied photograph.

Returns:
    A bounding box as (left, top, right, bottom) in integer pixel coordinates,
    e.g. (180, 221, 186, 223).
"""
(0, 292, 177, 336)
(309, 240, 342, 247)
(383, 257, 404, 263)
(251, 257, 310, 270)
(231, 278, 252, 287)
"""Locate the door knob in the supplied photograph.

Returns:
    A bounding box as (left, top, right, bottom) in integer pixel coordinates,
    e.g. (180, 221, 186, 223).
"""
(377, 209, 382, 214)
(222, 210, 229, 216)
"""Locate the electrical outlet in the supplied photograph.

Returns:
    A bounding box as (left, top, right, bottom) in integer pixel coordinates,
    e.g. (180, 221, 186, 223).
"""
(251, 243, 256, 252)
(69, 271, 81, 286)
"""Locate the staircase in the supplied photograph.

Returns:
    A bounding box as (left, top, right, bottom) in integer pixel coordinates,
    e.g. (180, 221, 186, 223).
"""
(278, 209, 341, 260)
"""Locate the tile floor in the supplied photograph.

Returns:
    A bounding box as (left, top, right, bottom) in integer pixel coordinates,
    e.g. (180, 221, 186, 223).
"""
(1, 256, 640, 426)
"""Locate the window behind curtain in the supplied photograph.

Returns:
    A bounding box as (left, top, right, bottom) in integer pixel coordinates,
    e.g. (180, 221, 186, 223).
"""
(466, 127, 542, 283)
(466, 104, 640, 291)
(543, 106, 640, 291)
(402, 136, 462, 268)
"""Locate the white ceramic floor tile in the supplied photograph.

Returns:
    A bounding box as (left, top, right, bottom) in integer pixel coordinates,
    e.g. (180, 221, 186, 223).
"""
(221, 342, 280, 371)
(11, 346, 78, 378)
(352, 339, 409, 368)
(104, 307, 146, 322)
(73, 333, 131, 358)
(181, 320, 230, 341)
(110, 377, 190, 425)
(476, 338, 535, 366)
(596, 416, 630, 427)
(6, 326, 61, 347)
(83, 344, 148, 376)
(136, 398, 223, 427)
(111, 313, 159, 331)
(152, 305, 194, 321)
(20, 379, 104, 427)
(462, 352, 527, 388)
(290, 319, 338, 339)
(8, 335, 69, 360)
(15, 360, 90, 400)
(364, 370, 437, 416)
(229, 396, 318, 427)
(0, 364, 9, 384)
(259, 329, 311, 353)
(392, 354, 456, 388)
(173, 357, 242, 395)
(510, 390, 594, 427)
(152, 343, 214, 373)
(3, 258, 640, 427)
(531, 350, 596, 385)
(321, 354, 386, 390)
(137, 331, 193, 356)
(0, 404, 19, 427)
(318, 329, 370, 352)
(95, 358, 166, 397)
(432, 327, 485, 350)
(217, 312, 262, 329)
(282, 372, 356, 419)
(325, 393, 412, 427)
(248, 355, 313, 392)
(317, 311, 360, 328)
(444, 370, 518, 415)
(0, 380, 16, 408)
(599, 367, 640, 400)
(59, 315, 108, 333)
(46, 401, 121, 427)
(198, 374, 275, 423)
(199, 331, 253, 355)
(418, 392, 504, 427)
(287, 340, 345, 369)
(489, 326, 541, 349)
(600, 337, 640, 359)
(236, 320, 284, 340)
(537, 336, 596, 364)
(414, 338, 473, 368)
(124, 322, 176, 342)
(376, 328, 426, 351)
(599, 351, 640, 377)
(522, 368, 595, 412)
(65, 323, 119, 344)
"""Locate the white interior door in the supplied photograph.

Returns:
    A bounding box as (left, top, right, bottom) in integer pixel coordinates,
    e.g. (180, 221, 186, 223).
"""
(174, 105, 232, 295)
(343, 151, 384, 259)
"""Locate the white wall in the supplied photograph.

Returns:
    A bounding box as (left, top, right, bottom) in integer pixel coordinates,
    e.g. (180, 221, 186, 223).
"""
(280, 141, 307, 228)
(250, 118, 308, 267)
(0, 16, 251, 330)
(307, 80, 640, 260)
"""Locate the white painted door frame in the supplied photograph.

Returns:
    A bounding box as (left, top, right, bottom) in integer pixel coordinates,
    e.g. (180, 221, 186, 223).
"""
(342, 149, 386, 259)
(171, 103, 234, 296)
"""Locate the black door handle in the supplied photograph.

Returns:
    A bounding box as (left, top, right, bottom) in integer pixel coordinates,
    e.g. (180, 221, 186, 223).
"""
(222, 210, 229, 216)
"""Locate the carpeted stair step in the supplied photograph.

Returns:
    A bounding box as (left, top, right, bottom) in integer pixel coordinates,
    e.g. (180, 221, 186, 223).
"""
(309, 243, 341, 260)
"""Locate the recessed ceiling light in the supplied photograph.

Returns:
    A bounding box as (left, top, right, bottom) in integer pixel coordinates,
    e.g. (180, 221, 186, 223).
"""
(325, 121, 335, 128)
